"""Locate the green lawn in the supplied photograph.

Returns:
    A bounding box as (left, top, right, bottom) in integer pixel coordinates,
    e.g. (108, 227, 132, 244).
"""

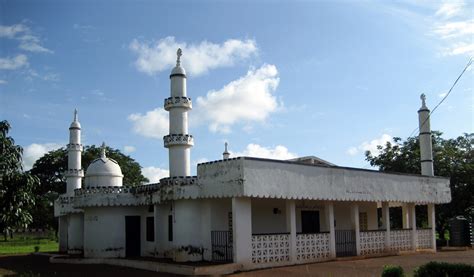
(0, 235, 58, 255)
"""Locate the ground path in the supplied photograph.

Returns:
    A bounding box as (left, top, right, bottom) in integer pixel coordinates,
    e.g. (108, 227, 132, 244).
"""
(0, 250, 472, 276)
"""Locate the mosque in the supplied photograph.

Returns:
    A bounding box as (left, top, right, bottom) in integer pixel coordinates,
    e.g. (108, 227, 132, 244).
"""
(54, 49, 451, 270)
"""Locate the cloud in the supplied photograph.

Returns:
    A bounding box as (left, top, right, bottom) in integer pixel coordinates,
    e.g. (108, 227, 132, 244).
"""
(0, 23, 53, 53)
(232, 143, 297, 160)
(195, 64, 280, 133)
(23, 143, 63, 170)
(128, 108, 168, 139)
(433, 20, 474, 39)
(123, 145, 136, 154)
(0, 80, 6, 84)
(439, 92, 448, 98)
(435, 1, 464, 18)
(346, 134, 394, 157)
(0, 54, 29, 70)
(141, 166, 169, 183)
(129, 36, 257, 76)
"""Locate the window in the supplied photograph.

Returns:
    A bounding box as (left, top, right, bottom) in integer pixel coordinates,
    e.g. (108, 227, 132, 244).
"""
(359, 212, 368, 231)
(168, 215, 173, 241)
(148, 205, 154, 213)
(146, 217, 154, 242)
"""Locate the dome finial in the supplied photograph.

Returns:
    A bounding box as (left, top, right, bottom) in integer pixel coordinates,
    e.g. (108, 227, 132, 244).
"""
(223, 142, 230, 159)
(176, 48, 182, 67)
(74, 108, 78, 122)
(100, 142, 106, 159)
(420, 93, 427, 108)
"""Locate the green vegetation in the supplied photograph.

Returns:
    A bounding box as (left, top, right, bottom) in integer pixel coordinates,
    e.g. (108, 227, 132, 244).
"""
(413, 261, 474, 277)
(0, 233, 58, 254)
(381, 265, 404, 277)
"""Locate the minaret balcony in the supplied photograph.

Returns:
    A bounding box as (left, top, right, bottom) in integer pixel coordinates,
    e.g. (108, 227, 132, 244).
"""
(64, 169, 84, 177)
(163, 134, 194, 148)
(67, 143, 83, 151)
(164, 97, 192, 111)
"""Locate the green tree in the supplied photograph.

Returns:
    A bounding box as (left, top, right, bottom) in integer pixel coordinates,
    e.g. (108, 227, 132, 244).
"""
(0, 120, 39, 240)
(365, 132, 474, 242)
(29, 144, 149, 230)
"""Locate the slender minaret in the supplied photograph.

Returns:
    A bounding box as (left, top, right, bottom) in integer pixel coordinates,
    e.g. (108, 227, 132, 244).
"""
(164, 49, 193, 177)
(223, 142, 230, 159)
(418, 94, 434, 176)
(65, 109, 84, 195)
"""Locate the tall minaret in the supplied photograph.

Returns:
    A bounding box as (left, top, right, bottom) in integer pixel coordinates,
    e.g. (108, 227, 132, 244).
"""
(418, 94, 434, 176)
(164, 48, 193, 177)
(65, 109, 84, 195)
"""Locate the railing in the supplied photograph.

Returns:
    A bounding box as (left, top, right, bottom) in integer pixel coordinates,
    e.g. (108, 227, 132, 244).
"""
(417, 228, 433, 249)
(211, 231, 233, 262)
(163, 134, 194, 147)
(390, 229, 412, 251)
(251, 233, 290, 264)
(74, 186, 135, 196)
(159, 176, 197, 187)
(164, 96, 192, 111)
(296, 233, 330, 262)
(360, 230, 386, 255)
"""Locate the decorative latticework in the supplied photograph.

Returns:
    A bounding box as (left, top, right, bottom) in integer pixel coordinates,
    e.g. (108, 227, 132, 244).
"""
(296, 233, 330, 262)
(417, 229, 433, 249)
(360, 231, 386, 255)
(390, 229, 412, 251)
(251, 234, 290, 264)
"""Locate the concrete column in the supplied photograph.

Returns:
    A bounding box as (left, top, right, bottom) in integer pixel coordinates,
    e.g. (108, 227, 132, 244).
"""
(410, 204, 417, 250)
(285, 200, 297, 263)
(325, 202, 336, 258)
(402, 204, 410, 229)
(232, 197, 252, 266)
(352, 203, 361, 256)
(58, 216, 68, 252)
(154, 204, 159, 254)
(428, 203, 436, 251)
(382, 202, 391, 252)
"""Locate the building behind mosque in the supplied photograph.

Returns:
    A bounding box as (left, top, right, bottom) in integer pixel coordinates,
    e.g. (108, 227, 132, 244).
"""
(54, 49, 451, 270)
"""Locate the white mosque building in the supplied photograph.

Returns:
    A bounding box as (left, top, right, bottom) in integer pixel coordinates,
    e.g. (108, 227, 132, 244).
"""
(54, 49, 451, 270)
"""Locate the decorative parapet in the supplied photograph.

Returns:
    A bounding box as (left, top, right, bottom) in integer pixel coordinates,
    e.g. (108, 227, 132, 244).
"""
(54, 195, 83, 216)
(64, 169, 84, 177)
(163, 134, 194, 148)
(154, 176, 198, 202)
(75, 186, 135, 196)
(67, 143, 83, 151)
(164, 96, 192, 111)
(159, 176, 197, 186)
(73, 186, 151, 207)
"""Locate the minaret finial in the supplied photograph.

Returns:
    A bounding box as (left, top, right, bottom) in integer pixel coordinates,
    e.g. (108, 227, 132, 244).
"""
(420, 93, 427, 108)
(74, 108, 78, 122)
(225, 142, 228, 152)
(176, 48, 182, 67)
(223, 142, 230, 159)
(100, 142, 106, 158)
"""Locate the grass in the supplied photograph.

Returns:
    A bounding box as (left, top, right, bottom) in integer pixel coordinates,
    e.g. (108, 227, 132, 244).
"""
(0, 233, 58, 255)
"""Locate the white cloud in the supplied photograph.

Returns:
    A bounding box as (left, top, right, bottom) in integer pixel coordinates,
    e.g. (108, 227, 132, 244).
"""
(0, 54, 29, 70)
(23, 143, 63, 170)
(232, 143, 297, 160)
(129, 36, 257, 76)
(19, 36, 53, 53)
(346, 134, 394, 157)
(0, 24, 29, 38)
(0, 23, 53, 53)
(142, 166, 169, 183)
(435, 1, 464, 18)
(433, 20, 474, 39)
(195, 64, 280, 133)
(123, 145, 136, 154)
(128, 108, 168, 139)
(442, 41, 474, 56)
(0, 80, 6, 84)
(439, 92, 448, 98)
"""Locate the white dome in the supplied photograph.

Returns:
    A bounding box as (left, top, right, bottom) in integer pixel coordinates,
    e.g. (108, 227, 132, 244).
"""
(70, 121, 81, 129)
(171, 65, 186, 75)
(85, 144, 123, 187)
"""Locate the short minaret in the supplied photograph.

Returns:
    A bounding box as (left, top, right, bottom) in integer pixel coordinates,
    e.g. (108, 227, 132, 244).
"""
(164, 48, 193, 177)
(223, 142, 230, 159)
(418, 94, 434, 176)
(65, 109, 84, 195)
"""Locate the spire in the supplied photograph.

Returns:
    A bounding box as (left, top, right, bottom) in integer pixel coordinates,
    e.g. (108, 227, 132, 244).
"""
(420, 93, 427, 109)
(176, 48, 182, 67)
(100, 142, 106, 159)
(74, 108, 78, 122)
(223, 142, 230, 159)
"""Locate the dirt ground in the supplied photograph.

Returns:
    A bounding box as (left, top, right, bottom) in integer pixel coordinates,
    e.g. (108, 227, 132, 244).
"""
(231, 250, 474, 277)
(0, 250, 472, 277)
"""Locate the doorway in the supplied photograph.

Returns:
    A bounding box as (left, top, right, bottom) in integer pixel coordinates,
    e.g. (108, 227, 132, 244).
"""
(301, 210, 320, 233)
(125, 216, 141, 257)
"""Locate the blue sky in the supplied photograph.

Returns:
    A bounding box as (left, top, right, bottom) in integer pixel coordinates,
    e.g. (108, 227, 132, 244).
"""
(1, 0, 472, 182)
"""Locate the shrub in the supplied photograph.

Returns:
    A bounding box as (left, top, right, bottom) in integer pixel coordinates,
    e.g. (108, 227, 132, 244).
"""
(414, 261, 474, 277)
(381, 265, 404, 277)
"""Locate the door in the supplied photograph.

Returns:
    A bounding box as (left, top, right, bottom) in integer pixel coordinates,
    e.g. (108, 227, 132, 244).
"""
(301, 210, 320, 233)
(125, 216, 141, 257)
(335, 230, 357, 257)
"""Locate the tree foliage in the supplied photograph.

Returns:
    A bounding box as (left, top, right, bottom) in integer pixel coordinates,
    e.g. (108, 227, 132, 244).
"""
(0, 120, 39, 240)
(366, 132, 474, 240)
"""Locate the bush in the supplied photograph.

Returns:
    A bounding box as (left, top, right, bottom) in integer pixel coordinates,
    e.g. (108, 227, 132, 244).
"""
(381, 265, 404, 277)
(414, 261, 474, 277)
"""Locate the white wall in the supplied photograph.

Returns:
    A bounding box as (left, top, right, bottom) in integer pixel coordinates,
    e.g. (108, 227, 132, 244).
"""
(334, 202, 353, 230)
(358, 202, 378, 230)
(83, 206, 141, 258)
(251, 198, 287, 234)
(295, 200, 328, 233)
(67, 213, 83, 253)
(141, 205, 156, 257)
(58, 216, 68, 252)
(155, 203, 173, 258)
